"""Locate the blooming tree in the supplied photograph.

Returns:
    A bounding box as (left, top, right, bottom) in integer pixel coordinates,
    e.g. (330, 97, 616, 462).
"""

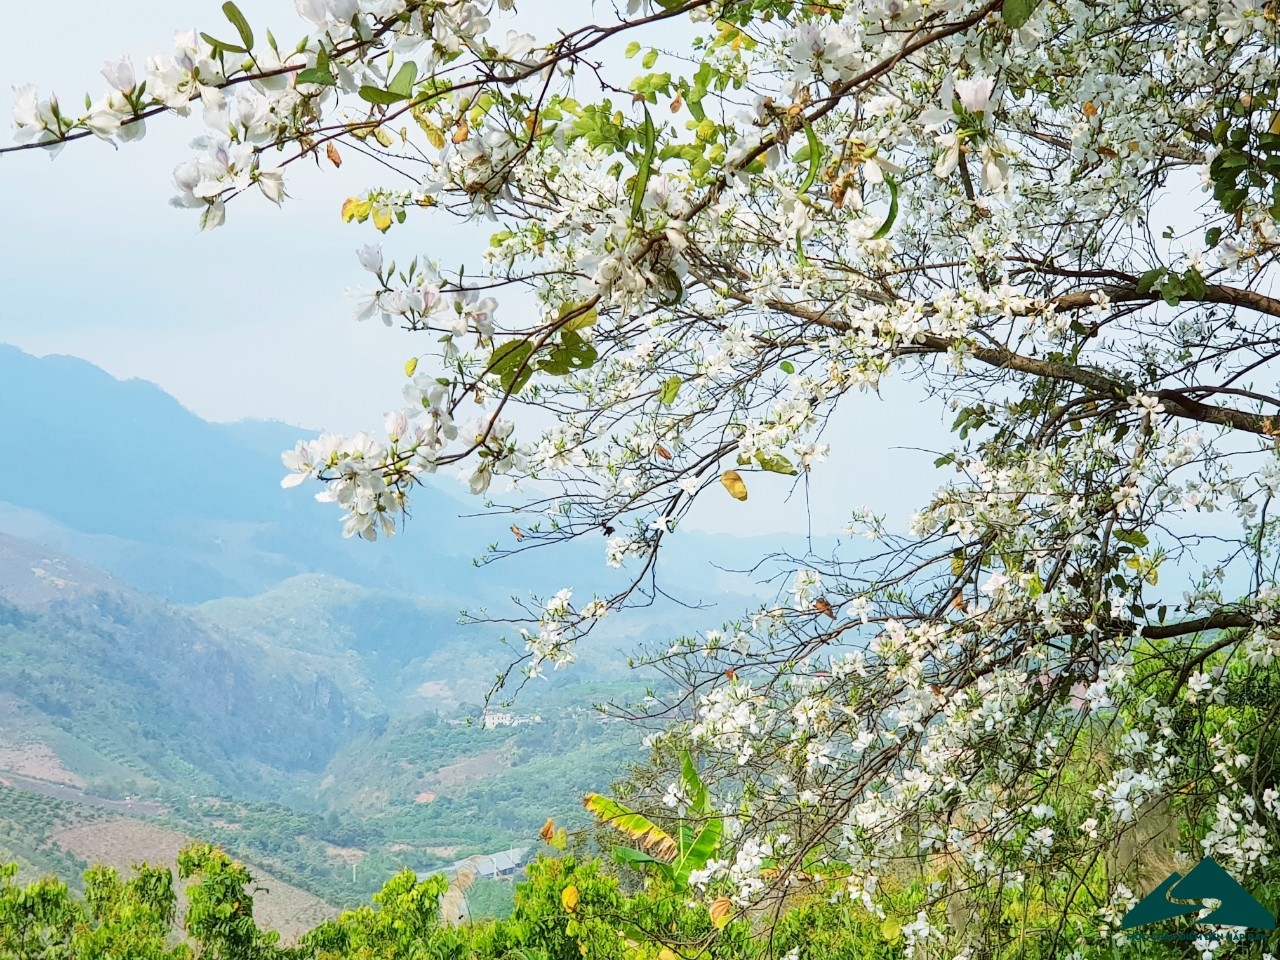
(10, 0, 1280, 955)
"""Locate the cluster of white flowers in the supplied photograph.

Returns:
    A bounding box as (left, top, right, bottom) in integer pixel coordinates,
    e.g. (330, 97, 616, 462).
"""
(518, 588, 584, 675)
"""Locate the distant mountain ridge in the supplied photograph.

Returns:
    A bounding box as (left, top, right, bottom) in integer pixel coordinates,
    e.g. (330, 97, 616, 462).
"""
(0, 343, 493, 602)
(0, 343, 836, 607)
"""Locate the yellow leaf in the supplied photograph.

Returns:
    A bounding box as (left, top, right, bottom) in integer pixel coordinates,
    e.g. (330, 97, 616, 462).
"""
(720, 470, 748, 501)
(710, 898, 733, 929)
(404, 357, 418, 377)
(341, 197, 370, 223)
(551, 827, 568, 851)
(540, 817, 555, 841)
(1082, 101, 1098, 119)
(372, 206, 393, 233)
(374, 128, 394, 148)
(558, 302, 598, 332)
(582, 793, 677, 861)
(326, 142, 342, 168)
(881, 918, 902, 941)
(659, 950, 679, 960)
(452, 121, 470, 143)
(562, 885, 580, 913)
(412, 107, 447, 149)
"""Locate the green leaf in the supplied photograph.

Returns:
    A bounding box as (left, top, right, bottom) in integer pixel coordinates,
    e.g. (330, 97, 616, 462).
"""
(201, 32, 247, 55)
(934, 452, 956, 467)
(359, 85, 409, 105)
(1001, 0, 1042, 28)
(669, 752, 721, 886)
(625, 41, 642, 58)
(295, 67, 336, 86)
(756, 453, 798, 475)
(388, 61, 418, 98)
(642, 48, 658, 69)
(1113, 529, 1150, 548)
(558, 303, 598, 332)
(780, 360, 795, 374)
(488, 340, 535, 394)
(612, 846, 667, 866)
(630, 107, 657, 223)
(659, 376, 681, 406)
(539, 330, 598, 376)
(679, 751, 710, 814)
(1181, 267, 1207, 299)
(673, 817, 722, 886)
(870, 175, 899, 240)
(1135, 267, 1166, 294)
(222, 1, 254, 50)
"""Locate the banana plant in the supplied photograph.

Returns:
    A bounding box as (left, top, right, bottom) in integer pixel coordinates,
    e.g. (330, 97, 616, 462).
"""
(583, 751, 721, 891)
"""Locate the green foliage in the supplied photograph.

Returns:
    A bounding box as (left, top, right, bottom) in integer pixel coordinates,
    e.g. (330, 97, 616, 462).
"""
(0, 866, 85, 959)
(464, 877, 516, 920)
(1000, 0, 1043, 29)
(1208, 114, 1280, 219)
(79, 863, 184, 960)
(303, 870, 448, 958)
(3, 839, 1278, 960)
(180, 843, 288, 959)
(1133, 265, 1208, 306)
(0, 846, 277, 960)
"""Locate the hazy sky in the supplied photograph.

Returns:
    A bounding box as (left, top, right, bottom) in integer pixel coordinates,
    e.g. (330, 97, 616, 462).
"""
(0, 0, 950, 536)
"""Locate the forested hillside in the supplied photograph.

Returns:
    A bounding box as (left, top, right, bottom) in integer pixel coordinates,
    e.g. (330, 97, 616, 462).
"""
(0, 533, 649, 908)
(0, 346, 791, 927)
